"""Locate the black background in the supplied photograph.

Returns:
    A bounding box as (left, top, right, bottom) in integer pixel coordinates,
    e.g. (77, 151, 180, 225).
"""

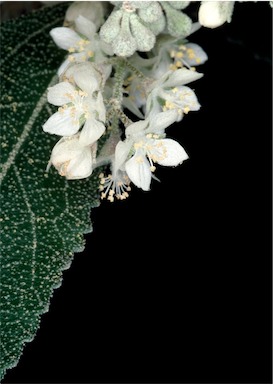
(3, 1, 272, 383)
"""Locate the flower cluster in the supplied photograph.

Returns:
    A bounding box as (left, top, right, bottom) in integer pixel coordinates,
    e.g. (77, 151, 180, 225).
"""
(43, 1, 230, 202)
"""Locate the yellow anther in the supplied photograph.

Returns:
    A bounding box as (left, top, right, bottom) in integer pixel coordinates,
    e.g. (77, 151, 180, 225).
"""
(68, 55, 75, 62)
(176, 51, 184, 58)
(78, 90, 86, 97)
(165, 100, 175, 110)
(184, 106, 190, 114)
(134, 141, 144, 149)
(136, 156, 144, 163)
(169, 64, 177, 71)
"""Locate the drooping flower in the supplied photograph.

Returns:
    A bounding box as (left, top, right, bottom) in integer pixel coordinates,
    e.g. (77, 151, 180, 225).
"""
(47, 135, 95, 180)
(43, 63, 106, 146)
(125, 132, 188, 191)
(108, 110, 188, 191)
(145, 67, 203, 121)
(161, 39, 208, 73)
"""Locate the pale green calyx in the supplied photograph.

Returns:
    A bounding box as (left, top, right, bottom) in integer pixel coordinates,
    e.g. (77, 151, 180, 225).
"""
(160, 1, 192, 37)
(99, 1, 165, 57)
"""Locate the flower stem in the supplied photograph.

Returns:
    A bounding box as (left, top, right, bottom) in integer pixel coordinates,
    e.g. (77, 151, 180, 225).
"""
(112, 58, 126, 105)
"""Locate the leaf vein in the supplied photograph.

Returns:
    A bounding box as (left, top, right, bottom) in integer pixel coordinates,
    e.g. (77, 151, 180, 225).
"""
(0, 75, 58, 184)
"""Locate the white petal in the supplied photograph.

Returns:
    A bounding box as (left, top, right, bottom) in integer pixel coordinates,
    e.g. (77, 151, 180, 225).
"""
(156, 139, 188, 166)
(43, 109, 80, 136)
(50, 27, 81, 50)
(75, 15, 96, 39)
(51, 136, 81, 163)
(125, 120, 148, 138)
(163, 68, 203, 88)
(171, 85, 201, 112)
(66, 147, 93, 179)
(122, 97, 145, 119)
(57, 59, 70, 78)
(114, 140, 132, 172)
(79, 118, 105, 146)
(50, 136, 93, 179)
(147, 110, 177, 133)
(184, 43, 208, 66)
(125, 151, 151, 191)
(47, 82, 76, 106)
(73, 65, 99, 95)
(65, 1, 105, 30)
(96, 92, 106, 122)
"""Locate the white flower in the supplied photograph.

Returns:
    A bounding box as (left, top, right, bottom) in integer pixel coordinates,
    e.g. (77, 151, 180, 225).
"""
(48, 135, 94, 180)
(160, 85, 201, 122)
(146, 68, 203, 121)
(198, 1, 235, 29)
(168, 42, 208, 72)
(110, 110, 188, 191)
(50, 15, 112, 76)
(65, 1, 107, 30)
(43, 66, 106, 146)
(125, 133, 188, 191)
(122, 37, 207, 120)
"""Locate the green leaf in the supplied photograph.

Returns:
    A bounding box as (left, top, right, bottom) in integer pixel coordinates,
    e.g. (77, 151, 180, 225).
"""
(0, 3, 101, 379)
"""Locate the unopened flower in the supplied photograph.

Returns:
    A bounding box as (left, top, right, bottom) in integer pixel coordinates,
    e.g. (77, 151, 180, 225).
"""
(198, 1, 235, 29)
(48, 135, 94, 180)
(65, 1, 107, 30)
(99, 2, 161, 57)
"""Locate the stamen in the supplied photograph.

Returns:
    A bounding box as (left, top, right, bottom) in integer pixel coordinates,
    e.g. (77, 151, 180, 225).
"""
(99, 172, 131, 202)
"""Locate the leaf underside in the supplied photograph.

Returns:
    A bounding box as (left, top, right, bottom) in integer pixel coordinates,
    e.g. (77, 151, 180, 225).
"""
(0, 3, 101, 379)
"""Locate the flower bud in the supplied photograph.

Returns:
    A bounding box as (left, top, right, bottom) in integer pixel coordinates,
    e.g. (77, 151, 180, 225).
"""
(49, 136, 93, 180)
(198, 1, 235, 29)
